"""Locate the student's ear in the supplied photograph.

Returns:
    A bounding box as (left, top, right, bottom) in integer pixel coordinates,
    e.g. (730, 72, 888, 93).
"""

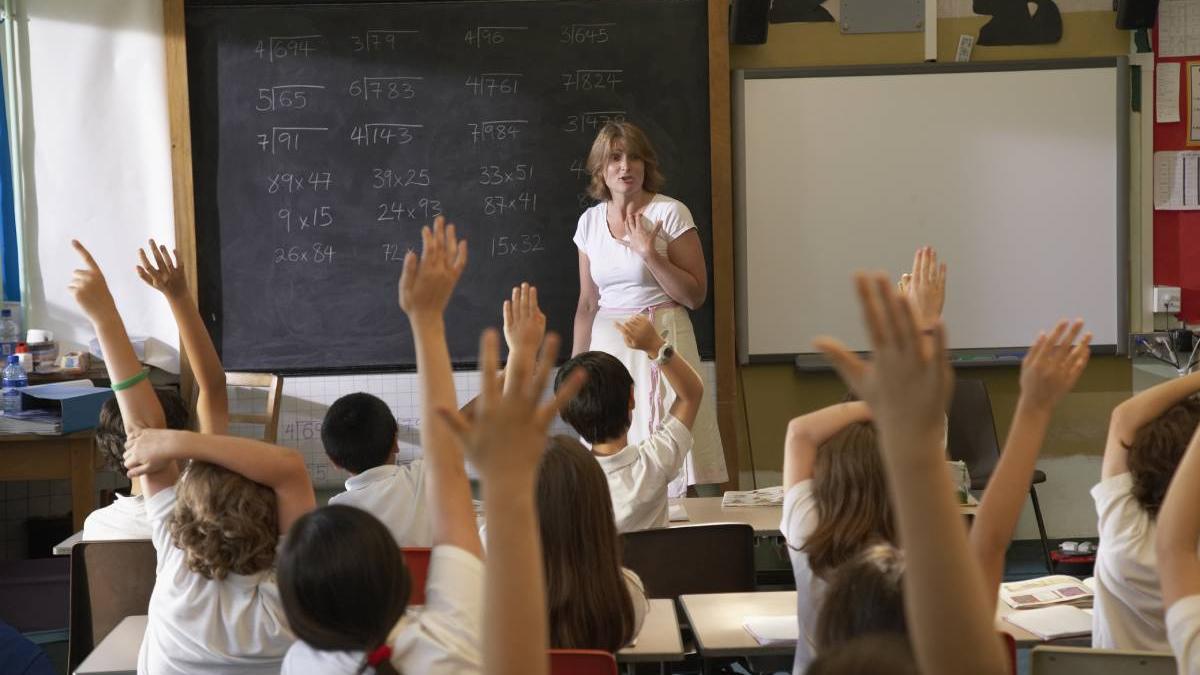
(628, 386, 636, 412)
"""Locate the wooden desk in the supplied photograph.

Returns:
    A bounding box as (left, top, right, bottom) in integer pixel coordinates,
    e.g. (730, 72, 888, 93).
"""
(0, 431, 96, 530)
(618, 598, 685, 663)
(74, 614, 143, 675)
(673, 496, 978, 537)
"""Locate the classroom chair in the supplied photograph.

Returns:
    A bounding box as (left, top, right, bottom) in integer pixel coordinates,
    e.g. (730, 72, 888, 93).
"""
(948, 379, 1053, 571)
(620, 524, 756, 599)
(67, 540, 156, 672)
(1030, 645, 1176, 674)
(401, 547, 431, 606)
(549, 648, 618, 675)
(225, 371, 284, 443)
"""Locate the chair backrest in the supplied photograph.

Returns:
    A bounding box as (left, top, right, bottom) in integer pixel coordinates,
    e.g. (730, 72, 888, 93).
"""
(225, 372, 283, 443)
(68, 540, 157, 672)
(401, 547, 431, 606)
(1030, 645, 1176, 674)
(947, 378, 1002, 490)
(549, 649, 618, 675)
(620, 523, 755, 598)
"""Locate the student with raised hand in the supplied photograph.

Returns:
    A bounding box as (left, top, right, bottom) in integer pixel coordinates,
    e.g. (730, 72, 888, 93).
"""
(554, 313, 703, 532)
(1093, 357, 1200, 650)
(1155, 416, 1200, 673)
(814, 273, 1007, 675)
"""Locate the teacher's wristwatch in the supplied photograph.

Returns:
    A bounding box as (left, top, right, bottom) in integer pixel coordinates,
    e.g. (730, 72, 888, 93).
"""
(652, 342, 675, 367)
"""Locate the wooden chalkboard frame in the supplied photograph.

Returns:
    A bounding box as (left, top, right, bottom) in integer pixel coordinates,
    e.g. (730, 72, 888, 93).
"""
(163, 0, 739, 489)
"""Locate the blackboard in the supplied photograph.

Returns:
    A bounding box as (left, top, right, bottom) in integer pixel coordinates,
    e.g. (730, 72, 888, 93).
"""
(185, 0, 714, 372)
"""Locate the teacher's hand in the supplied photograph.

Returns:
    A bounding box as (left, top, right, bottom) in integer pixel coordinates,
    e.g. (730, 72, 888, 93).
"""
(623, 202, 663, 260)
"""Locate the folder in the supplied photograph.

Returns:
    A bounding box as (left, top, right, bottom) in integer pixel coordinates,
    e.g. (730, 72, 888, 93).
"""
(18, 380, 114, 434)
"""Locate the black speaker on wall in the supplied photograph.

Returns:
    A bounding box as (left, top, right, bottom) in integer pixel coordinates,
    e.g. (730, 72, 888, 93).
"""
(730, 0, 770, 44)
(1115, 0, 1158, 29)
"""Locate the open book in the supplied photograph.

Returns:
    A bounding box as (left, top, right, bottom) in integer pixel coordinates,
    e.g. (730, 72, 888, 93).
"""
(1000, 575, 1093, 610)
(721, 486, 784, 507)
(743, 615, 799, 646)
(1002, 605, 1092, 640)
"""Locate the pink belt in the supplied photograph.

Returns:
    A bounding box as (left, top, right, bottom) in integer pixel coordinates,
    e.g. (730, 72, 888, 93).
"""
(600, 300, 677, 440)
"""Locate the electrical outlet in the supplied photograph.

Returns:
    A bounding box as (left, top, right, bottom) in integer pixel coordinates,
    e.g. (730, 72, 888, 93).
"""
(1154, 286, 1182, 313)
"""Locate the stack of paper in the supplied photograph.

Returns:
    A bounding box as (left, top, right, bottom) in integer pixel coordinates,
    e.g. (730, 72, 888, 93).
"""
(1002, 605, 1092, 640)
(721, 486, 784, 507)
(743, 616, 799, 646)
(0, 408, 62, 434)
(1000, 575, 1093, 610)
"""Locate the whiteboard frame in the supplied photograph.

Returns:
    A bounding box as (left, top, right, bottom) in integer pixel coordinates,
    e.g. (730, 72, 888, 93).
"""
(732, 58, 1130, 367)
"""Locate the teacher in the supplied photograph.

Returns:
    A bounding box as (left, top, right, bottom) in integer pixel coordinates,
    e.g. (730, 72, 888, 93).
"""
(571, 121, 727, 495)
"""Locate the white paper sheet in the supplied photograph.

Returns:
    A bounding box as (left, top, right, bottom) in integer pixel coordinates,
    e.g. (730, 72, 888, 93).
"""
(1159, 62, 1182, 123)
(1154, 151, 1200, 209)
(1160, 0, 1200, 58)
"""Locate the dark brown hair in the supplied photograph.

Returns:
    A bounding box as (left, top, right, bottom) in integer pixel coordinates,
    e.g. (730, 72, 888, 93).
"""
(168, 461, 278, 580)
(807, 633, 918, 675)
(96, 389, 191, 472)
(278, 506, 409, 675)
(554, 352, 634, 444)
(816, 544, 908, 650)
(1127, 397, 1200, 518)
(585, 121, 666, 201)
(537, 435, 637, 651)
(800, 421, 896, 579)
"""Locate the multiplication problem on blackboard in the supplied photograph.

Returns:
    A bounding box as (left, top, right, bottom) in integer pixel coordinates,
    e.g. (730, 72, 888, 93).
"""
(372, 168, 432, 189)
(277, 206, 334, 233)
(273, 243, 336, 264)
(478, 164, 533, 185)
(483, 192, 538, 216)
(267, 172, 333, 194)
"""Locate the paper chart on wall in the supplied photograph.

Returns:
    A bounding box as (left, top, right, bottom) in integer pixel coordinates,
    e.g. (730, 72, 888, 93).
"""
(1154, 151, 1200, 209)
(1159, 0, 1200, 58)
(1159, 62, 1182, 123)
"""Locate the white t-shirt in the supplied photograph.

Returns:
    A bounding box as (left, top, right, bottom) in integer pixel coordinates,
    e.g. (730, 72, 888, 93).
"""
(281, 545, 484, 675)
(329, 461, 432, 547)
(573, 194, 698, 310)
(1168, 595, 1200, 674)
(595, 414, 693, 532)
(622, 567, 650, 642)
(138, 486, 294, 675)
(782, 480, 824, 675)
(81, 492, 151, 541)
(1091, 472, 1171, 651)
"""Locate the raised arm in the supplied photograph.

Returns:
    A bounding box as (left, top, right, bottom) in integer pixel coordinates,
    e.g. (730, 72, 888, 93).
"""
(900, 246, 946, 332)
(123, 429, 314, 532)
(626, 206, 707, 310)
(783, 401, 872, 489)
(503, 283, 546, 395)
(617, 314, 703, 428)
(440, 330, 586, 675)
(1157, 423, 1200, 609)
(399, 217, 481, 558)
(136, 239, 228, 434)
(1104, 369, 1200, 479)
(815, 274, 1007, 675)
(68, 241, 174, 496)
(971, 320, 1090, 603)
(573, 251, 600, 356)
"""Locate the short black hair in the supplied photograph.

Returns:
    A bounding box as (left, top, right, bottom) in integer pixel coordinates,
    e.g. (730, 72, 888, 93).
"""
(96, 389, 191, 472)
(321, 393, 397, 474)
(554, 351, 634, 444)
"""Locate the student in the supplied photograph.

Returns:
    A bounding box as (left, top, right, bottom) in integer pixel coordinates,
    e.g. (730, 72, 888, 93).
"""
(1092, 363, 1200, 650)
(1155, 401, 1200, 673)
(69, 240, 315, 674)
(322, 392, 432, 547)
(555, 313, 703, 532)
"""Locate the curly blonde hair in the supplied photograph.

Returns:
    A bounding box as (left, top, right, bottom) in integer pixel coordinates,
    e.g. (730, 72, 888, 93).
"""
(585, 121, 665, 202)
(169, 461, 278, 580)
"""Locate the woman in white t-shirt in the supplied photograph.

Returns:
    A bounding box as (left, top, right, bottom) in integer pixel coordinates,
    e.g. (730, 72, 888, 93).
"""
(572, 121, 726, 495)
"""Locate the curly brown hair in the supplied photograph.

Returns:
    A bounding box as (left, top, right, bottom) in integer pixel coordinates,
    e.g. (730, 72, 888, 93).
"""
(1127, 397, 1200, 518)
(585, 121, 665, 202)
(96, 390, 191, 472)
(169, 461, 278, 580)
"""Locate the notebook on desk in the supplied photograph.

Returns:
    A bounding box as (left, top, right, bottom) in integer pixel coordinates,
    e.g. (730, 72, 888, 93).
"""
(1003, 605, 1092, 640)
(743, 616, 799, 646)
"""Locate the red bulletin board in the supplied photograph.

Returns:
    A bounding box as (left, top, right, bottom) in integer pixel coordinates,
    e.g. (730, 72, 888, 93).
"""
(1155, 28, 1200, 322)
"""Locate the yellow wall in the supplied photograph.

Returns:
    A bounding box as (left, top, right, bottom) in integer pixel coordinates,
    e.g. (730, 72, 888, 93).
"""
(729, 11, 1134, 481)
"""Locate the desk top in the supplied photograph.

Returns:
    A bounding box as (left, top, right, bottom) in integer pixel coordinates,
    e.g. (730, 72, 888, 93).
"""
(52, 530, 84, 556)
(75, 614, 144, 675)
(617, 598, 685, 662)
(672, 495, 977, 537)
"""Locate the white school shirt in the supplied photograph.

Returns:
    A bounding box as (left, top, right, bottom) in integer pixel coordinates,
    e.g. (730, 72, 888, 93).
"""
(138, 486, 294, 675)
(1091, 472, 1171, 651)
(81, 493, 151, 541)
(281, 545, 484, 675)
(1168, 595, 1200, 674)
(573, 194, 698, 310)
(329, 461, 432, 547)
(781, 480, 824, 675)
(594, 414, 693, 533)
(623, 567, 650, 641)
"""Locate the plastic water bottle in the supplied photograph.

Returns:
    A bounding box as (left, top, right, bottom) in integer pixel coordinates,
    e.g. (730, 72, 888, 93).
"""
(0, 309, 18, 356)
(2, 355, 27, 414)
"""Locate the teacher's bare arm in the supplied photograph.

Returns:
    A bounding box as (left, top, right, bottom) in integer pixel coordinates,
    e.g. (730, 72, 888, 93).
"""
(573, 250, 601, 356)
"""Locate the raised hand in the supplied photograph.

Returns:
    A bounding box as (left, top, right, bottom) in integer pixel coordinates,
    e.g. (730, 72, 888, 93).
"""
(1019, 319, 1091, 409)
(616, 314, 666, 357)
(901, 246, 947, 329)
(503, 283, 546, 357)
(398, 216, 468, 319)
(136, 239, 188, 300)
(68, 240, 119, 321)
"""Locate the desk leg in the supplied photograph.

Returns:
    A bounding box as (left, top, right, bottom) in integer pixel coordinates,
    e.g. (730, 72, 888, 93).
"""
(68, 436, 96, 531)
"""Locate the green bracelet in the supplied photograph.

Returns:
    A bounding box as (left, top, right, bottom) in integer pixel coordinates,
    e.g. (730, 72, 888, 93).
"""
(111, 368, 150, 392)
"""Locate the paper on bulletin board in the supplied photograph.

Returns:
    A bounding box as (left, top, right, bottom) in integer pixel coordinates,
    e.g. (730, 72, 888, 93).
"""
(1159, 63, 1182, 123)
(1154, 151, 1200, 209)
(1160, 0, 1200, 57)
(1191, 63, 1200, 144)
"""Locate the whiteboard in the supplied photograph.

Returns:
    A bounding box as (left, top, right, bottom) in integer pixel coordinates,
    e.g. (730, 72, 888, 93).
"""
(733, 60, 1128, 363)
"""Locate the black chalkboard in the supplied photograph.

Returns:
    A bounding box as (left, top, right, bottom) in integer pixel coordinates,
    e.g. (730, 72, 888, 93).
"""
(186, 0, 713, 372)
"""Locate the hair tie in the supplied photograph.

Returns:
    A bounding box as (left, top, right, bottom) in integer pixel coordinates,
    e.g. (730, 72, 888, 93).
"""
(366, 644, 392, 667)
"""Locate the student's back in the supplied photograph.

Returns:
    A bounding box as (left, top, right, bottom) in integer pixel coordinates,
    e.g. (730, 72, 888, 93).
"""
(323, 392, 432, 547)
